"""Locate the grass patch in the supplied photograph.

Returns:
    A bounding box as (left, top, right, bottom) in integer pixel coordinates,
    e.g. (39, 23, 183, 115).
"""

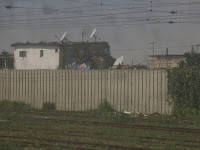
(1, 104, 200, 150)
(89, 99, 134, 123)
(171, 107, 200, 118)
(0, 141, 23, 150)
(0, 100, 31, 110)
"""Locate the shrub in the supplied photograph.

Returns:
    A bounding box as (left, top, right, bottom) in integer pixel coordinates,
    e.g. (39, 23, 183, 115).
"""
(171, 107, 198, 117)
(90, 99, 133, 123)
(42, 102, 56, 110)
(0, 100, 30, 110)
(168, 50, 200, 116)
(97, 99, 114, 113)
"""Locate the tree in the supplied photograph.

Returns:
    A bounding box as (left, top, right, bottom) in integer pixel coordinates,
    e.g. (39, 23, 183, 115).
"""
(179, 48, 200, 68)
(168, 49, 200, 115)
(0, 50, 14, 69)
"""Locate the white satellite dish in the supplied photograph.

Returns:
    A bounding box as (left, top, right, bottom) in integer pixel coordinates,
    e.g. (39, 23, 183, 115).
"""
(60, 31, 67, 42)
(113, 56, 124, 66)
(90, 28, 96, 39)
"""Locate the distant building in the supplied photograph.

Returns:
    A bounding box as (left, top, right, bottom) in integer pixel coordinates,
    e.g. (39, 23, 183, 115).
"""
(149, 55, 185, 69)
(12, 42, 114, 70)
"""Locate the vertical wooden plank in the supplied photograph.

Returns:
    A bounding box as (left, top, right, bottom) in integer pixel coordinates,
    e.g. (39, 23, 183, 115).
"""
(158, 70, 162, 114)
(127, 70, 131, 112)
(81, 70, 83, 111)
(5, 70, 7, 100)
(100, 69, 102, 106)
(27, 70, 30, 104)
(2, 69, 4, 100)
(149, 70, 153, 114)
(59, 70, 61, 110)
(145, 70, 149, 114)
(95, 70, 99, 109)
(152, 69, 155, 113)
(116, 70, 119, 111)
(112, 70, 116, 110)
(67, 70, 70, 111)
(107, 70, 110, 106)
(68, 70, 70, 111)
(64, 70, 67, 111)
(130, 70, 133, 113)
(155, 70, 158, 113)
(141, 70, 144, 113)
(36, 70, 38, 108)
(39, 70, 42, 108)
(90, 70, 93, 109)
(70, 70, 73, 111)
(30, 70, 33, 107)
(166, 70, 170, 114)
(9, 70, 13, 101)
(73, 70, 76, 111)
(0, 70, 3, 100)
(42, 70, 44, 105)
(18, 70, 21, 102)
(136, 70, 139, 113)
(161, 70, 164, 114)
(62, 70, 64, 110)
(133, 69, 136, 113)
(48, 70, 51, 105)
(123, 70, 126, 112)
(93, 70, 96, 109)
(87, 70, 91, 110)
(33, 70, 35, 107)
(23, 70, 26, 103)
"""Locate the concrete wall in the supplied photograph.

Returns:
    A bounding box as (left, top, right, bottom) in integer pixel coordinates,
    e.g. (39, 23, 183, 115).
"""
(14, 46, 60, 70)
(0, 69, 172, 114)
(149, 57, 184, 69)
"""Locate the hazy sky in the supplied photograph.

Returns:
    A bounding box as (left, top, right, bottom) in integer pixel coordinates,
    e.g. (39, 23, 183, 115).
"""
(0, 0, 200, 65)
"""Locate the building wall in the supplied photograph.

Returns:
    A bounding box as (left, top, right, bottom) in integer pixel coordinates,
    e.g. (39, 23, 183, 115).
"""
(0, 69, 172, 114)
(14, 46, 60, 70)
(149, 57, 185, 69)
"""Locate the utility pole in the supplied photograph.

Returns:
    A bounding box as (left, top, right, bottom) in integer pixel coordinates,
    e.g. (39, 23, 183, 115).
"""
(149, 42, 156, 55)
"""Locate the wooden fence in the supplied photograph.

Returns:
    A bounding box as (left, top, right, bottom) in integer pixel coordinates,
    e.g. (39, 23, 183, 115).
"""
(0, 69, 172, 114)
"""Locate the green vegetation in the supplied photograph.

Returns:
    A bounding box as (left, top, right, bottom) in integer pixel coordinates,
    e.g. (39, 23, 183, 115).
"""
(42, 102, 56, 110)
(0, 50, 14, 69)
(1, 100, 200, 149)
(0, 100, 31, 110)
(168, 49, 200, 117)
(89, 99, 133, 123)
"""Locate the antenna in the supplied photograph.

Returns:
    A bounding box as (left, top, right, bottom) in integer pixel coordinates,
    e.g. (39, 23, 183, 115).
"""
(60, 31, 67, 42)
(90, 28, 96, 39)
(113, 56, 124, 66)
(90, 28, 100, 42)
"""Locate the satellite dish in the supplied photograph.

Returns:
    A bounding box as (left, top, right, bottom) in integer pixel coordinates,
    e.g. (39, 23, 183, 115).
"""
(90, 28, 96, 39)
(113, 56, 124, 66)
(60, 31, 67, 42)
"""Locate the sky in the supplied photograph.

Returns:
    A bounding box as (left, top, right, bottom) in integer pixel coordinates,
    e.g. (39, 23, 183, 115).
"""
(0, 0, 200, 65)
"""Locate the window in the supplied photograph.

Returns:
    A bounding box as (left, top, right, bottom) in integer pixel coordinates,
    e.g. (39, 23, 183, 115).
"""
(19, 51, 27, 57)
(55, 49, 58, 53)
(40, 50, 43, 57)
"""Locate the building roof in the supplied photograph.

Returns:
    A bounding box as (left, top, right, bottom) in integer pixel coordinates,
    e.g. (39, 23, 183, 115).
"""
(149, 55, 185, 59)
(11, 41, 109, 47)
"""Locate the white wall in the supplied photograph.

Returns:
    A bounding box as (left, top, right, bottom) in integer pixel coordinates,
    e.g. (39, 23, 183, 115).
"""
(14, 45, 60, 70)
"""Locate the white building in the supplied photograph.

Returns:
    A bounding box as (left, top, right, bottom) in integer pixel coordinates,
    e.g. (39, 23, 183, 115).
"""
(12, 42, 60, 70)
(12, 41, 112, 70)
